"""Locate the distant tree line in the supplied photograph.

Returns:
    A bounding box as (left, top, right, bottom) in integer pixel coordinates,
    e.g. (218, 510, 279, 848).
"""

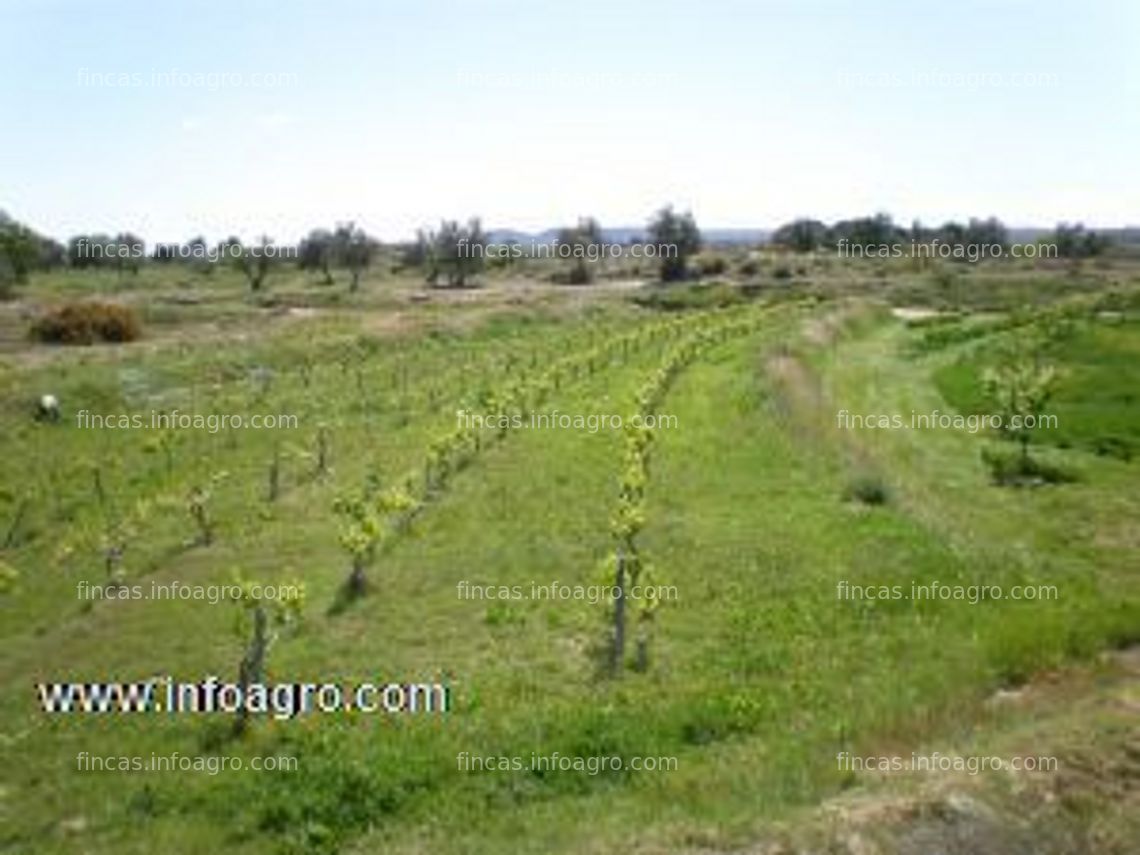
(770, 213, 1111, 258)
(1049, 223, 1113, 259)
(395, 208, 700, 286)
(0, 206, 1117, 298)
(0, 211, 64, 293)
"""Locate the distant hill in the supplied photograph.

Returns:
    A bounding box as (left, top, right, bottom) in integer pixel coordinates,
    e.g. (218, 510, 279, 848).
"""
(1102, 227, 1140, 245)
(1006, 226, 1140, 245)
(486, 227, 769, 246)
(701, 228, 770, 246)
(486, 224, 1137, 248)
(1007, 227, 1053, 243)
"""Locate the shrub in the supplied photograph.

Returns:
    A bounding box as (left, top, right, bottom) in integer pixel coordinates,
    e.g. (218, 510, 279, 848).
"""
(565, 263, 593, 285)
(1092, 435, 1133, 461)
(695, 255, 728, 277)
(843, 474, 891, 506)
(29, 301, 141, 344)
(631, 282, 747, 312)
(738, 258, 759, 276)
(980, 447, 1077, 487)
(0, 560, 18, 594)
(551, 264, 593, 285)
(930, 267, 958, 291)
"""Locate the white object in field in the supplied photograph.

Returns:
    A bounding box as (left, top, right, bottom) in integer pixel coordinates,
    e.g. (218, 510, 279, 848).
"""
(36, 394, 61, 421)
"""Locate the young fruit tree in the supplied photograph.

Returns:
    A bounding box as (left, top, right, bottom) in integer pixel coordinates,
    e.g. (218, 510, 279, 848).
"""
(185, 472, 227, 546)
(332, 486, 418, 599)
(230, 571, 304, 734)
(983, 336, 1059, 465)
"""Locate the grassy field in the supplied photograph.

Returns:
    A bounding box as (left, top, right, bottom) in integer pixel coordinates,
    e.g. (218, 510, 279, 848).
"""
(0, 259, 1137, 854)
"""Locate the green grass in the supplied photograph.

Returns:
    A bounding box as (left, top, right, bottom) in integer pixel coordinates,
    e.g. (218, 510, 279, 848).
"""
(933, 314, 1140, 460)
(0, 268, 1137, 854)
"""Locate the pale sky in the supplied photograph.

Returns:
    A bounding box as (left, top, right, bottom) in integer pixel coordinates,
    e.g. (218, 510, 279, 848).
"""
(1, 0, 1137, 243)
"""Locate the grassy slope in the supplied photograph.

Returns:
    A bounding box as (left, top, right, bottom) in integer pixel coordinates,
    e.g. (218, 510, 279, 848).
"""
(734, 647, 1140, 855)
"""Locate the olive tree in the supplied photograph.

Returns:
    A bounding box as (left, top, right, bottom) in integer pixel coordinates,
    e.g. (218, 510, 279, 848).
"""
(556, 217, 603, 284)
(333, 221, 374, 292)
(425, 218, 486, 288)
(647, 206, 700, 282)
(298, 228, 336, 284)
(233, 236, 280, 292)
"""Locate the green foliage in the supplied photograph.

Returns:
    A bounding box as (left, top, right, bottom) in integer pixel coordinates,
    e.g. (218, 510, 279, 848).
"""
(230, 569, 305, 732)
(186, 471, 228, 545)
(230, 726, 445, 853)
(1, 490, 31, 548)
(982, 336, 1059, 462)
(65, 232, 143, 272)
(0, 559, 18, 594)
(1048, 222, 1111, 259)
(333, 489, 383, 597)
(232, 236, 280, 292)
(143, 422, 182, 477)
(646, 206, 701, 282)
(297, 228, 336, 284)
(929, 299, 1138, 461)
(94, 498, 150, 586)
(979, 446, 1077, 486)
(333, 222, 374, 292)
(909, 315, 1015, 354)
(843, 474, 891, 506)
(555, 217, 602, 285)
(3, 283, 1137, 855)
(771, 219, 829, 252)
(598, 306, 769, 673)
(424, 218, 487, 288)
(0, 213, 43, 293)
(830, 212, 905, 249)
(632, 281, 748, 312)
(231, 570, 305, 631)
(693, 254, 728, 277)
